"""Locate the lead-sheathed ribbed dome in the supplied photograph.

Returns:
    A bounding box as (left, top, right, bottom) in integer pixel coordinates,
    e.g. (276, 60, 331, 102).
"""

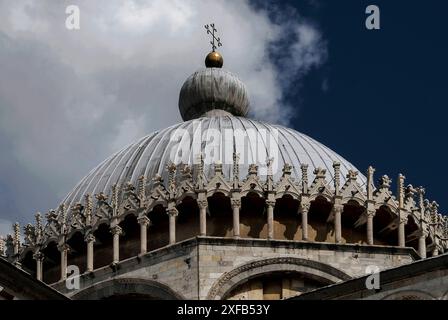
(62, 116, 365, 210)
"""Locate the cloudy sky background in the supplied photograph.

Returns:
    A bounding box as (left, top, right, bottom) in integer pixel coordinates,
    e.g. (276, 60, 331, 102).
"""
(0, 0, 327, 231)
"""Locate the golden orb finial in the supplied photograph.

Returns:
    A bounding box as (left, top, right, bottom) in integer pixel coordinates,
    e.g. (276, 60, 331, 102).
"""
(205, 51, 223, 68)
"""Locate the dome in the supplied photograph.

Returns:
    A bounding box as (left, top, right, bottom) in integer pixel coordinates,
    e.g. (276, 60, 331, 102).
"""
(62, 116, 366, 210)
(178, 68, 249, 121)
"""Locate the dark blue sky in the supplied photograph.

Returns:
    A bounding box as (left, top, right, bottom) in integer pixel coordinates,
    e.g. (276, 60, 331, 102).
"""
(263, 0, 447, 211)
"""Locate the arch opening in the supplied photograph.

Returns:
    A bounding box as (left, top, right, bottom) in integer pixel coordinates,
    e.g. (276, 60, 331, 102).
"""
(148, 205, 169, 251)
(93, 223, 113, 269)
(273, 195, 300, 240)
(374, 206, 397, 246)
(42, 241, 60, 284)
(240, 192, 266, 238)
(119, 214, 140, 260)
(176, 196, 200, 241)
(67, 231, 87, 274)
(207, 192, 232, 237)
(308, 196, 333, 242)
(341, 201, 366, 244)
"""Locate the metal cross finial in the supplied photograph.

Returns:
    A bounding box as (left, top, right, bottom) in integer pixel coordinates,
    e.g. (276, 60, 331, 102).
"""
(204, 23, 222, 51)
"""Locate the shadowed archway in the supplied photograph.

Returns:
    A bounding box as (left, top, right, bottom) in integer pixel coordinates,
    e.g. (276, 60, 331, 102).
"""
(206, 256, 351, 300)
(71, 278, 184, 300)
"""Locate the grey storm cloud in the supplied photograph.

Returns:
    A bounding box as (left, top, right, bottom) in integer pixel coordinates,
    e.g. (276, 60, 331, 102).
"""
(0, 0, 327, 231)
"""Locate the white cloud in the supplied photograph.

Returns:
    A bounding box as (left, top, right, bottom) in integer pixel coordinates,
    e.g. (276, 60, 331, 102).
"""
(0, 0, 327, 223)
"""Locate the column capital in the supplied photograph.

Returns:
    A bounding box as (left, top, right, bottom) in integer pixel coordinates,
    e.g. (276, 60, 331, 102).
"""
(299, 202, 311, 214)
(399, 216, 408, 225)
(266, 200, 276, 208)
(85, 233, 96, 243)
(197, 199, 208, 209)
(57, 243, 69, 252)
(230, 198, 241, 209)
(418, 228, 429, 238)
(167, 207, 179, 217)
(137, 215, 151, 227)
(332, 204, 344, 213)
(366, 208, 376, 218)
(110, 225, 123, 236)
(33, 251, 44, 261)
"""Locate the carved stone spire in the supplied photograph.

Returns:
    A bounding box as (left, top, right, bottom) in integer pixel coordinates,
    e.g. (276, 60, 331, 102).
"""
(346, 170, 358, 181)
(35, 212, 43, 240)
(417, 187, 425, 219)
(397, 174, 405, 209)
(58, 203, 68, 237)
(111, 183, 119, 215)
(167, 161, 177, 195)
(0, 236, 5, 257)
(367, 166, 375, 200)
(23, 223, 36, 246)
(430, 201, 439, 223)
(313, 167, 326, 180)
(137, 175, 147, 201)
(378, 175, 391, 190)
(70, 202, 84, 230)
(195, 153, 206, 190)
(333, 162, 341, 196)
(232, 152, 240, 189)
(265, 157, 275, 192)
(13, 222, 20, 256)
(282, 163, 292, 177)
(404, 184, 416, 208)
(214, 160, 223, 176)
(248, 164, 258, 176)
(301, 163, 309, 194)
(266, 157, 274, 177)
(84, 194, 93, 226)
(180, 163, 193, 184)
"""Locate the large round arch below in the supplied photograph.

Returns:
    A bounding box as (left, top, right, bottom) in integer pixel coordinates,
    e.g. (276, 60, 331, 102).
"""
(381, 290, 436, 300)
(71, 278, 184, 300)
(206, 257, 351, 300)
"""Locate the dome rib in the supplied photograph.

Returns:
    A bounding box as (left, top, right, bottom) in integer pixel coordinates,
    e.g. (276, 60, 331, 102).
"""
(129, 132, 158, 183)
(93, 137, 140, 197)
(68, 144, 132, 208)
(143, 126, 173, 180)
(59, 116, 365, 211)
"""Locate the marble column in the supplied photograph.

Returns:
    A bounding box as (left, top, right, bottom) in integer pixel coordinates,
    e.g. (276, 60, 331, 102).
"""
(33, 252, 44, 281)
(433, 248, 439, 256)
(198, 200, 208, 236)
(299, 203, 310, 241)
(366, 210, 375, 245)
(266, 200, 275, 240)
(168, 208, 178, 245)
(58, 244, 68, 281)
(432, 240, 439, 257)
(398, 217, 407, 248)
(85, 233, 95, 272)
(110, 225, 122, 264)
(418, 231, 427, 258)
(333, 205, 343, 244)
(231, 199, 241, 238)
(138, 216, 151, 255)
